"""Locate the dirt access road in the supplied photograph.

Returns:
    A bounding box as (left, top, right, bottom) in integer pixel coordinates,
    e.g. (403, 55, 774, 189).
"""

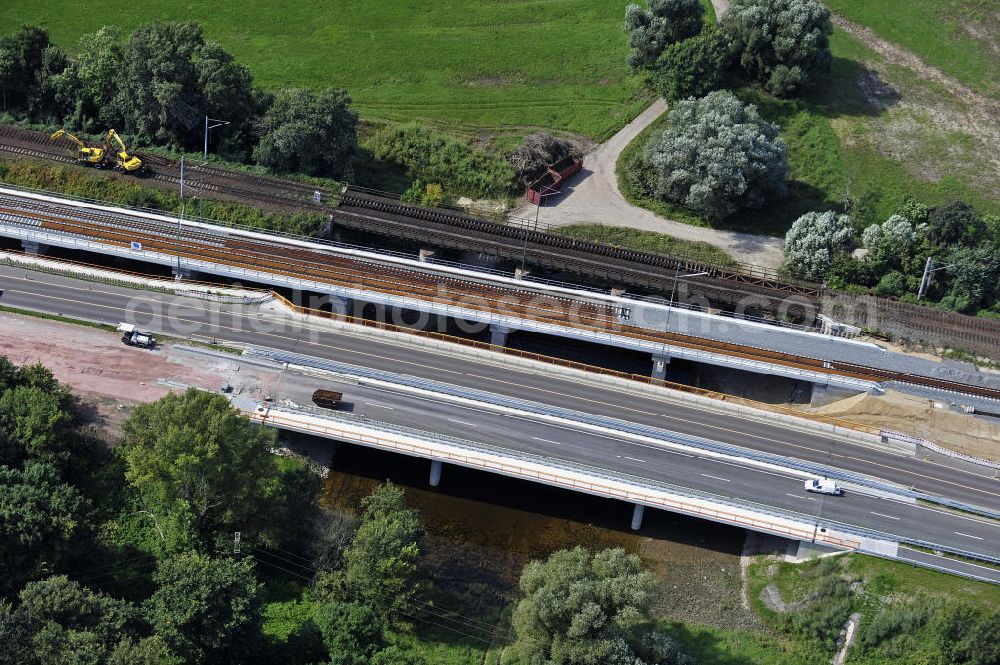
(511, 0, 785, 269)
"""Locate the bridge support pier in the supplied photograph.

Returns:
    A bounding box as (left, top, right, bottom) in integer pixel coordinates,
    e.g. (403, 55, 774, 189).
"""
(429, 460, 442, 487)
(419, 248, 436, 263)
(325, 294, 350, 316)
(630, 504, 645, 531)
(172, 266, 194, 280)
(514, 267, 530, 280)
(489, 324, 511, 347)
(21, 240, 44, 255)
(650, 353, 671, 380)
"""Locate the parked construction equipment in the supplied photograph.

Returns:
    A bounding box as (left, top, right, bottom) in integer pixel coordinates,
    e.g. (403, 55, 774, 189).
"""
(105, 129, 145, 174)
(50, 130, 106, 166)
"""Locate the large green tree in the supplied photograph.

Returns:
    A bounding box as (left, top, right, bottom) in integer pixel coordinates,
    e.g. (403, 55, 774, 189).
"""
(0, 385, 74, 467)
(14, 575, 140, 665)
(642, 90, 787, 220)
(145, 552, 261, 664)
(503, 547, 690, 665)
(0, 462, 89, 595)
(334, 482, 425, 624)
(651, 30, 731, 101)
(252, 87, 357, 177)
(119, 388, 276, 546)
(625, 0, 705, 70)
(721, 0, 833, 95)
(106, 21, 258, 150)
(0, 25, 67, 119)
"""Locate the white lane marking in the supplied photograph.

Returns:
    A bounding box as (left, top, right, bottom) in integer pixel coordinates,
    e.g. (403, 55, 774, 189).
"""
(699, 456, 801, 481)
(878, 497, 1000, 526)
(701, 473, 730, 482)
(364, 402, 394, 410)
(532, 437, 561, 445)
(447, 418, 478, 427)
(869, 511, 899, 520)
(786, 493, 815, 501)
(955, 532, 985, 540)
(623, 456, 646, 463)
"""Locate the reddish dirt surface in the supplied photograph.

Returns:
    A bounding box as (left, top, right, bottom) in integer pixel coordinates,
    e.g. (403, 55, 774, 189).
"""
(0, 311, 229, 402)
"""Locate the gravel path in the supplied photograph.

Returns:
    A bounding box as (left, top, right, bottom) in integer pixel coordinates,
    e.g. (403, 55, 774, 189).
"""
(509, 0, 785, 270)
(510, 99, 785, 268)
(710, 0, 730, 20)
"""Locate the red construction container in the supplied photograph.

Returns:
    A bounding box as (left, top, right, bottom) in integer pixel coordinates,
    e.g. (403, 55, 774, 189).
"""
(525, 156, 582, 204)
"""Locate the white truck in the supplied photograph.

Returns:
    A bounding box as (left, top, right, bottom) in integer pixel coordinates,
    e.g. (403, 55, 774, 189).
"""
(804, 477, 843, 496)
(117, 323, 155, 349)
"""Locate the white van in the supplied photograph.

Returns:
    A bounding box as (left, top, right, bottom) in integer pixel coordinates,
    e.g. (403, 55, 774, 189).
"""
(804, 478, 843, 496)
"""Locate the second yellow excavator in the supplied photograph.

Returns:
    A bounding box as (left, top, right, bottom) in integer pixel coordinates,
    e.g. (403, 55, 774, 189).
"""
(105, 129, 145, 174)
(50, 129, 106, 166)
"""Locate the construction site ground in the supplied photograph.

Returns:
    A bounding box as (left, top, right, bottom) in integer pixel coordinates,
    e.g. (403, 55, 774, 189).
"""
(800, 389, 1000, 463)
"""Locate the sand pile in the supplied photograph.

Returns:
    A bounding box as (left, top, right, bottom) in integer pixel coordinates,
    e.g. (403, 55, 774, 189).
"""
(807, 390, 1000, 462)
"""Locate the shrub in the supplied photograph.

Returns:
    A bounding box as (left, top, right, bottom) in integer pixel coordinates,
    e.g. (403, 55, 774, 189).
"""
(874, 271, 908, 297)
(651, 30, 732, 101)
(400, 180, 445, 207)
(782, 210, 854, 280)
(369, 124, 514, 199)
(642, 90, 787, 220)
(721, 0, 833, 95)
(859, 596, 937, 652)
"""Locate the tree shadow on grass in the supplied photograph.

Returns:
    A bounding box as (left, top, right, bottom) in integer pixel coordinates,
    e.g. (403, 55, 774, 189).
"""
(705, 181, 837, 238)
(664, 622, 773, 665)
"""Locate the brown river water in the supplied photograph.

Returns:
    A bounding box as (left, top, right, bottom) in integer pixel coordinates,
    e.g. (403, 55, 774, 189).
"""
(319, 441, 760, 629)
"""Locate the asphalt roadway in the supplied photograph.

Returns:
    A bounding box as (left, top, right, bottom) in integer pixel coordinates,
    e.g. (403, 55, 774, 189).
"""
(1, 268, 999, 565)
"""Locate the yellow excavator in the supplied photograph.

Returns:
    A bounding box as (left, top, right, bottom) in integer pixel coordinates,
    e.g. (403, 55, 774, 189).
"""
(50, 129, 106, 166)
(105, 129, 145, 174)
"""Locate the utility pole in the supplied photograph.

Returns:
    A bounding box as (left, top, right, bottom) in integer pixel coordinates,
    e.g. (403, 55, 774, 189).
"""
(521, 190, 557, 276)
(176, 156, 184, 280)
(204, 116, 230, 160)
(917, 257, 953, 300)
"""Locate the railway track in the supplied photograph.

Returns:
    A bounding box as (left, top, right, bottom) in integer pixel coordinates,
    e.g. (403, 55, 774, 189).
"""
(2, 195, 999, 402)
(2, 122, 997, 359)
(0, 124, 332, 210)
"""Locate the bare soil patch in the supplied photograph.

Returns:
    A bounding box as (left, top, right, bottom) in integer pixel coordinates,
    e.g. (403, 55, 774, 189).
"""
(802, 389, 1000, 462)
(833, 15, 1000, 193)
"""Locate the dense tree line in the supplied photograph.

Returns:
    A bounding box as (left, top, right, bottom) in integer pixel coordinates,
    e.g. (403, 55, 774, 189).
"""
(0, 365, 434, 664)
(782, 200, 1000, 315)
(0, 22, 356, 177)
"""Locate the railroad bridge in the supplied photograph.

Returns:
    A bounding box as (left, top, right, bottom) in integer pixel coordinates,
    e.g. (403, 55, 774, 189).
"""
(2, 185, 999, 404)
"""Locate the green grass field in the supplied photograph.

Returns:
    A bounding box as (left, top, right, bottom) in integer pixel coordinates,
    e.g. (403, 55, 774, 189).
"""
(824, 0, 1000, 97)
(618, 26, 999, 237)
(0, 0, 651, 140)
